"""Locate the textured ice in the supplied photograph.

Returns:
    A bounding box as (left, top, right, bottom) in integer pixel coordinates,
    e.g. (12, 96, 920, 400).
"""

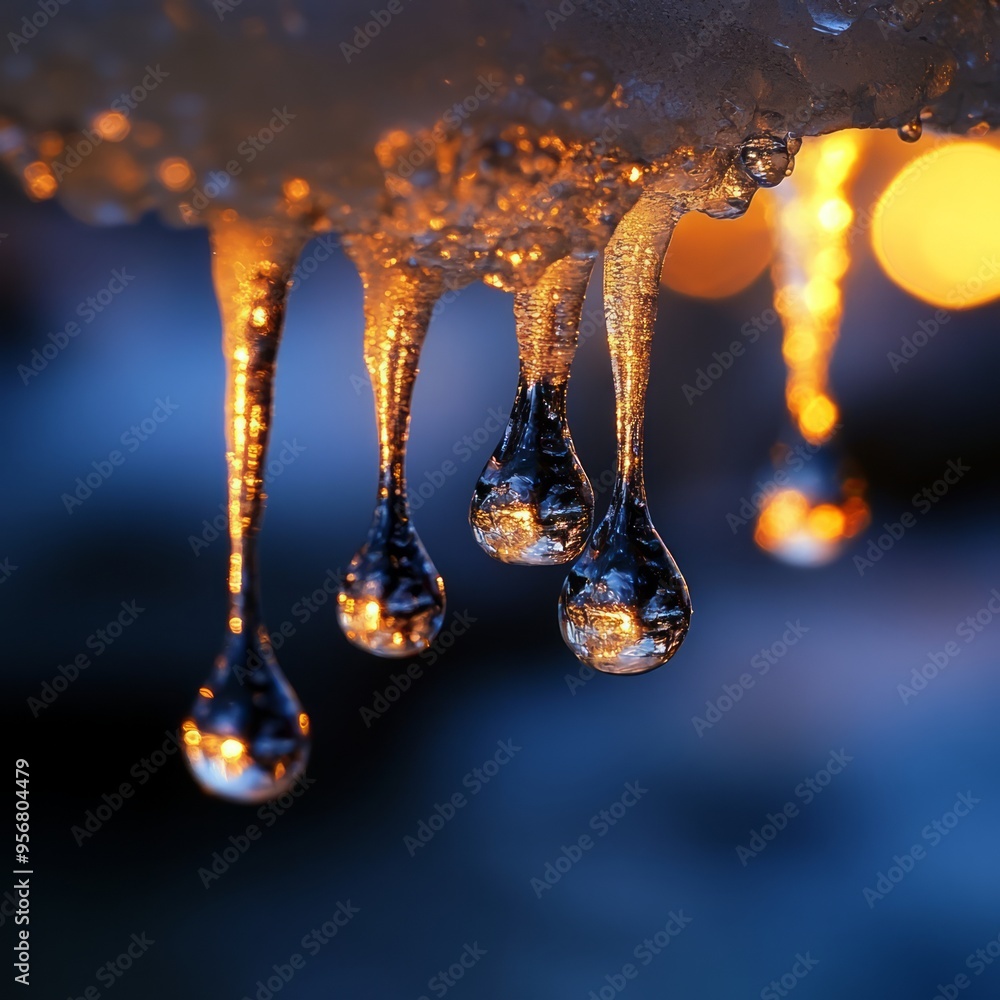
(1, 0, 996, 257)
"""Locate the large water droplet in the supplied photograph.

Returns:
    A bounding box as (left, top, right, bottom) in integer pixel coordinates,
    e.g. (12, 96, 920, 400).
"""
(184, 217, 311, 802)
(338, 254, 446, 656)
(558, 192, 691, 673)
(470, 256, 594, 565)
(897, 118, 922, 142)
(338, 502, 445, 656)
(560, 488, 691, 672)
(739, 135, 794, 186)
(184, 628, 310, 802)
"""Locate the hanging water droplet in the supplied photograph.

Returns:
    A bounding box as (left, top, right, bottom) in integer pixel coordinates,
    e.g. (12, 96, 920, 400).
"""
(739, 135, 793, 187)
(470, 256, 594, 565)
(561, 486, 691, 672)
(558, 193, 691, 673)
(338, 500, 446, 656)
(337, 255, 445, 656)
(753, 430, 870, 566)
(184, 629, 310, 802)
(897, 118, 922, 142)
(184, 216, 310, 802)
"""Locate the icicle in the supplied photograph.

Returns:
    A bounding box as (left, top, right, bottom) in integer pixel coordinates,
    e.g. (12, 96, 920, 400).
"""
(337, 254, 446, 657)
(559, 192, 692, 674)
(183, 217, 310, 803)
(470, 255, 595, 565)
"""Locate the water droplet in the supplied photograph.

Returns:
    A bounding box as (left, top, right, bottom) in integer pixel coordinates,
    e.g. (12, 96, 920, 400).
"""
(897, 118, 922, 142)
(470, 256, 594, 565)
(184, 629, 310, 802)
(753, 431, 870, 566)
(558, 194, 691, 673)
(184, 218, 311, 802)
(337, 256, 445, 656)
(739, 135, 793, 187)
(561, 487, 691, 673)
(338, 502, 446, 656)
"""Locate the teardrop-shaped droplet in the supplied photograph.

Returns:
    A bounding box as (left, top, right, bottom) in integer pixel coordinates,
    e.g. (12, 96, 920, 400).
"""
(739, 134, 793, 187)
(338, 253, 445, 657)
(184, 216, 311, 802)
(753, 430, 870, 567)
(470, 256, 594, 565)
(184, 628, 310, 802)
(338, 501, 445, 656)
(560, 488, 691, 672)
(897, 118, 922, 142)
(559, 192, 692, 673)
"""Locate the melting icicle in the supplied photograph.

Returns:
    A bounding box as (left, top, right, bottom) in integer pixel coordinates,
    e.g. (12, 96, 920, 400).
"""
(755, 131, 871, 564)
(337, 257, 445, 657)
(558, 192, 692, 674)
(470, 256, 595, 565)
(183, 217, 311, 803)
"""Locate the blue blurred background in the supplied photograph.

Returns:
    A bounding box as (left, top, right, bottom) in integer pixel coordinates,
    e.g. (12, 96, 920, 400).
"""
(3, 167, 1000, 999)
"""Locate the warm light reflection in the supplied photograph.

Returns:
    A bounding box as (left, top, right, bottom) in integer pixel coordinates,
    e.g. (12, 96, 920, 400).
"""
(768, 131, 864, 445)
(157, 156, 194, 191)
(220, 738, 245, 760)
(755, 486, 870, 567)
(24, 160, 57, 200)
(872, 142, 1000, 309)
(282, 177, 310, 201)
(93, 110, 131, 142)
(662, 195, 773, 298)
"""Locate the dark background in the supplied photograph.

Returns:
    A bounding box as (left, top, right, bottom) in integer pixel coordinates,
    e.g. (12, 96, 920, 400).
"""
(3, 156, 1000, 999)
